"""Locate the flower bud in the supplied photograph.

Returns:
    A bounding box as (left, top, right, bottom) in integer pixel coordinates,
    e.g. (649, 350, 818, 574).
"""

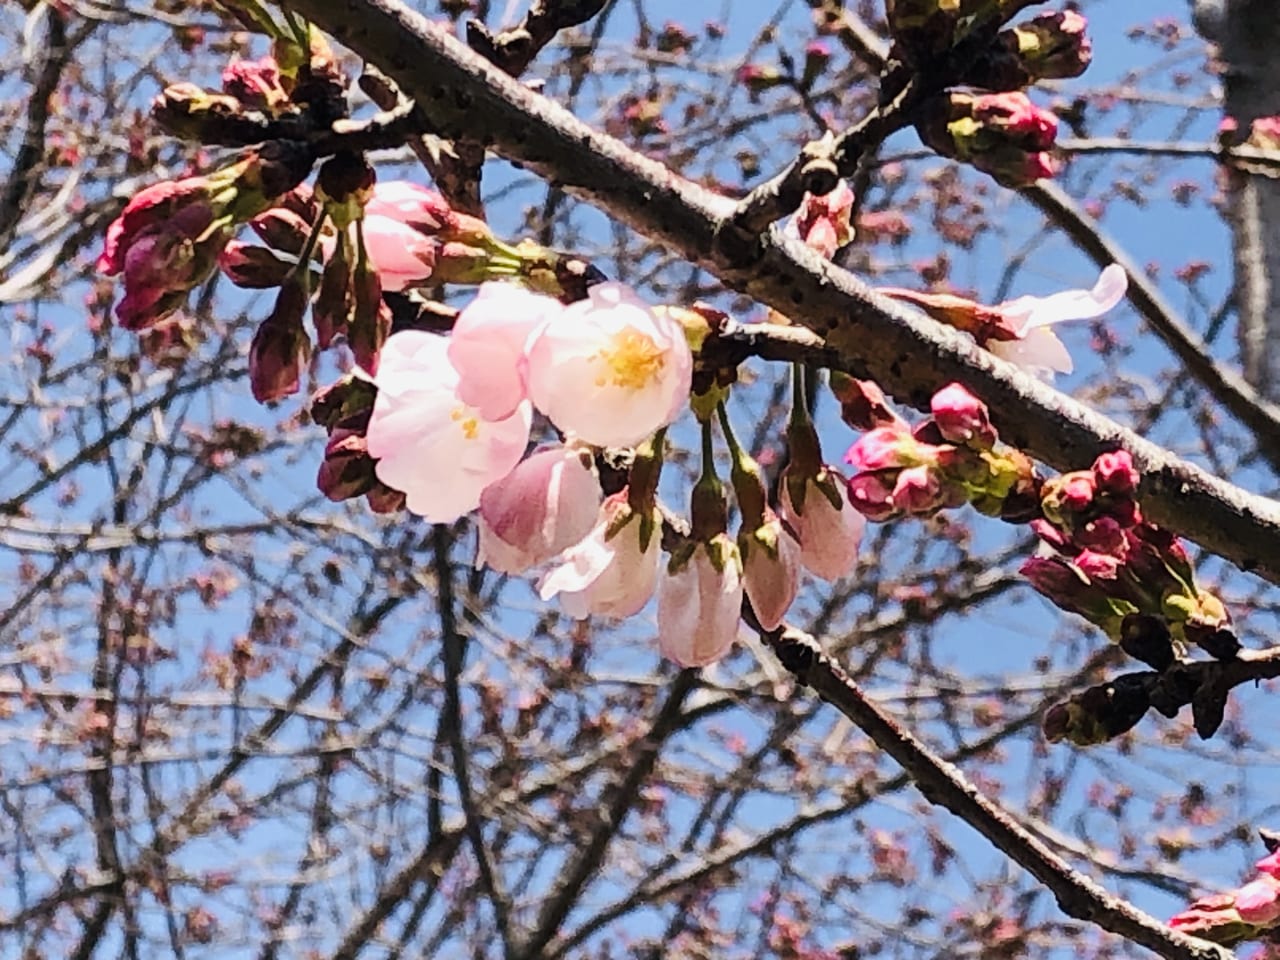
(829, 373, 901, 431)
(1008, 10, 1091, 80)
(250, 206, 313, 256)
(222, 55, 290, 112)
(1093, 449, 1139, 496)
(310, 375, 376, 430)
(249, 279, 311, 403)
(930, 382, 996, 447)
(219, 240, 291, 288)
(317, 427, 378, 502)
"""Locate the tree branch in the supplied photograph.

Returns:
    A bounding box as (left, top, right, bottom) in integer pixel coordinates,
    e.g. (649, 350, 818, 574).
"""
(751, 616, 1235, 960)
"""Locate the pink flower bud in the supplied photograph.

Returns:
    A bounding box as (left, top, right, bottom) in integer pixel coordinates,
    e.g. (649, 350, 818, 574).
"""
(317, 427, 376, 502)
(219, 240, 291, 288)
(1075, 515, 1126, 554)
(476, 445, 603, 575)
(1093, 450, 1139, 496)
(786, 181, 855, 258)
(779, 466, 863, 581)
(740, 513, 801, 631)
(890, 465, 943, 515)
(221, 55, 288, 111)
(1235, 879, 1280, 925)
(658, 536, 744, 667)
(1060, 473, 1096, 512)
(1074, 549, 1120, 581)
(930, 382, 996, 447)
(249, 280, 311, 403)
(846, 471, 898, 521)
(1257, 851, 1280, 880)
(845, 426, 914, 472)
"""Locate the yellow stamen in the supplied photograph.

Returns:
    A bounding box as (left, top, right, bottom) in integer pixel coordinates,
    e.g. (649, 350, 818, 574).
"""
(591, 329, 666, 390)
(451, 407, 479, 440)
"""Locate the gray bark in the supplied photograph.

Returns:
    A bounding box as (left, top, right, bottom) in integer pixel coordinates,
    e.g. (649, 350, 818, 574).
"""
(1210, 0, 1280, 398)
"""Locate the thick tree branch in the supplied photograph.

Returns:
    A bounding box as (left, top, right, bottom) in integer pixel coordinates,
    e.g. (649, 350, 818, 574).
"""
(276, 0, 1280, 587)
(752, 617, 1234, 960)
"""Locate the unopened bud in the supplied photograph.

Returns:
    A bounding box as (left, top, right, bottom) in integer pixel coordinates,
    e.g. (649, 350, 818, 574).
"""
(1043, 674, 1153, 746)
(930, 382, 996, 447)
(1009, 10, 1091, 80)
(151, 83, 246, 139)
(219, 240, 291, 288)
(222, 56, 290, 112)
(249, 279, 311, 403)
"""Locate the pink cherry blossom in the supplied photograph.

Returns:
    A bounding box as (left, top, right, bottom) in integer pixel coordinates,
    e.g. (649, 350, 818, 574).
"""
(476, 444, 602, 575)
(364, 331, 531, 523)
(779, 468, 864, 581)
(989, 264, 1127, 376)
(537, 492, 661, 618)
(741, 513, 801, 631)
(658, 538, 744, 667)
(448, 282, 565, 421)
(525, 281, 693, 447)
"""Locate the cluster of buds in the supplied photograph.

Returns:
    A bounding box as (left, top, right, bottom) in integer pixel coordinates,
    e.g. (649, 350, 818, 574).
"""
(1022, 450, 1234, 661)
(885, 1, 1092, 188)
(152, 28, 346, 140)
(1168, 841, 1280, 946)
(97, 145, 312, 330)
(310, 374, 405, 514)
(886, 0, 1042, 64)
(965, 11, 1093, 90)
(219, 169, 590, 402)
(843, 383, 1038, 523)
(916, 90, 1059, 188)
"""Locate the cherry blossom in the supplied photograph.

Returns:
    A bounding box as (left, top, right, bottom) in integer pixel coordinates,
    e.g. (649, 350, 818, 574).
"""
(988, 264, 1128, 376)
(525, 281, 693, 447)
(537, 492, 661, 619)
(363, 331, 531, 523)
(476, 444, 602, 575)
(448, 281, 565, 421)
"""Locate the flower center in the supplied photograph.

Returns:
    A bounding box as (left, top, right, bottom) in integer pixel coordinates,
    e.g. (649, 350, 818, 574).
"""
(451, 407, 479, 440)
(593, 329, 665, 390)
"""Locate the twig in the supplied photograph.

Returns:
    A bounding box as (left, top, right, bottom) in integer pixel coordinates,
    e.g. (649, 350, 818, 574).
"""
(750, 616, 1235, 960)
(431, 524, 520, 957)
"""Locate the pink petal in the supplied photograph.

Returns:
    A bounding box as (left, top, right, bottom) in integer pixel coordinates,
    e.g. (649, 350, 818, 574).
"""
(448, 282, 563, 421)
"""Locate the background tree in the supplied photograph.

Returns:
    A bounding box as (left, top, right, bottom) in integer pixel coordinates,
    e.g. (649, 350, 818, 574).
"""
(2, 2, 1280, 959)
